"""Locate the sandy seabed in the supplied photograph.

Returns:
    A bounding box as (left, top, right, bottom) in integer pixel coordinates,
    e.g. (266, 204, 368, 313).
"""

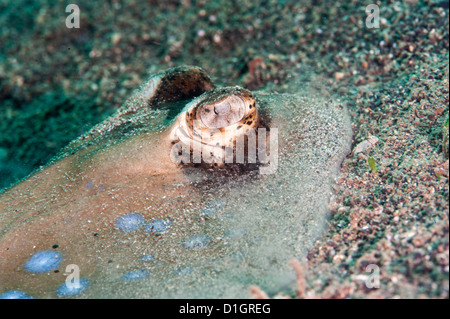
(0, 0, 448, 298)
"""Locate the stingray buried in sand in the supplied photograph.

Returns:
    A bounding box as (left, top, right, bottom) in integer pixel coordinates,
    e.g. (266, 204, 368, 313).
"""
(0, 66, 352, 298)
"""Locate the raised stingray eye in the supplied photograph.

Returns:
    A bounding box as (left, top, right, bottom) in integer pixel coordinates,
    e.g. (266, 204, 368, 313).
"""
(199, 95, 246, 129)
(169, 86, 261, 167)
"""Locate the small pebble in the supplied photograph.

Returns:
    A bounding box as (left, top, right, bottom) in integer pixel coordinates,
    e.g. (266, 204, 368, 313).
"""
(353, 136, 379, 155)
(197, 29, 206, 37)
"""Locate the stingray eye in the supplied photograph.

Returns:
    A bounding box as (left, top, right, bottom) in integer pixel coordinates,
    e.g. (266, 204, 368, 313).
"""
(199, 95, 246, 129)
(187, 87, 259, 140)
(169, 86, 261, 167)
(191, 87, 258, 132)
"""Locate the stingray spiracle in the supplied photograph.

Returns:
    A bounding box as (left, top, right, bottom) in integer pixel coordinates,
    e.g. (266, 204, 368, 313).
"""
(169, 86, 265, 167)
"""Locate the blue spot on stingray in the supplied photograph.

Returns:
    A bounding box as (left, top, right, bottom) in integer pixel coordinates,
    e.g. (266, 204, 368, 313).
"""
(141, 254, 155, 262)
(0, 290, 34, 299)
(200, 199, 225, 217)
(115, 213, 145, 232)
(56, 278, 90, 297)
(122, 269, 150, 281)
(174, 266, 193, 276)
(86, 182, 93, 189)
(25, 251, 62, 273)
(183, 234, 210, 250)
(144, 219, 172, 235)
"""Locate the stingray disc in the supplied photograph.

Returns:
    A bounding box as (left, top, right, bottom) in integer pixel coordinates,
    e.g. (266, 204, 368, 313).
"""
(0, 66, 352, 299)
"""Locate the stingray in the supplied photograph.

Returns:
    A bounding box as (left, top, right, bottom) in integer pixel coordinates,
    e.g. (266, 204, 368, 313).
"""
(0, 66, 352, 298)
